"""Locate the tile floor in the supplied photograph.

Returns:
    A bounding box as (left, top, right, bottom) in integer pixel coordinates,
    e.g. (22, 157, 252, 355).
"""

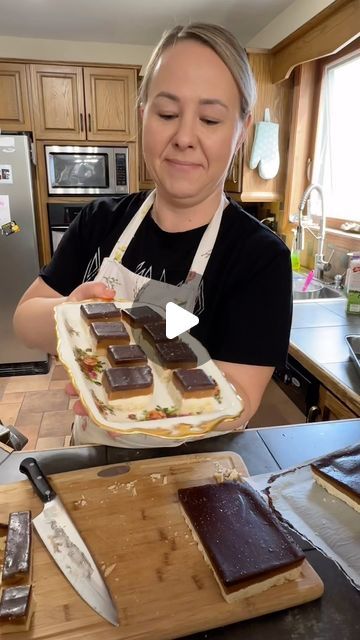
(0, 361, 305, 452)
(0, 359, 74, 451)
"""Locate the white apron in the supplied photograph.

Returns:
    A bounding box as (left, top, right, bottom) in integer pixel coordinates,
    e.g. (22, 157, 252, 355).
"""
(72, 190, 231, 447)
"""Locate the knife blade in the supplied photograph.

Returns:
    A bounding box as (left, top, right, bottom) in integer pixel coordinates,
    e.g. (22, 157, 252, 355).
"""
(19, 457, 119, 626)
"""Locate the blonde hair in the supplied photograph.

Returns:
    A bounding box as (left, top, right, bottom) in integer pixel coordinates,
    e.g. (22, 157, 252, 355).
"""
(138, 23, 257, 120)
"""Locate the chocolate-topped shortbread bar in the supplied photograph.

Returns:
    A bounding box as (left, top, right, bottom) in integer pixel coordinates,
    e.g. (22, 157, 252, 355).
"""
(2, 512, 31, 585)
(155, 341, 197, 370)
(143, 320, 178, 346)
(171, 368, 219, 413)
(107, 344, 147, 368)
(103, 365, 153, 401)
(311, 443, 360, 512)
(90, 321, 130, 354)
(0, 585, 33, 632)
(80, 302, 122, 325)
(178, 481, 305, 602)
(173, 369, 217, 398)
(122, 306, 162, 328)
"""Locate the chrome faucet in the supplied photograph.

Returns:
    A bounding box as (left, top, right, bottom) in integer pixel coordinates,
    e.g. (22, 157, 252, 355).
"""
(295, 183, 332, 279)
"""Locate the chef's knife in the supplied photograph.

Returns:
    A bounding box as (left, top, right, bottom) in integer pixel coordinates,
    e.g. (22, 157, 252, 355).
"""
(20, 457, 119, 626)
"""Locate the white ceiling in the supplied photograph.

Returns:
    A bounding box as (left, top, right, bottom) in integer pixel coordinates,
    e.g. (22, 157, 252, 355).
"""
(0, 0, 330, 47)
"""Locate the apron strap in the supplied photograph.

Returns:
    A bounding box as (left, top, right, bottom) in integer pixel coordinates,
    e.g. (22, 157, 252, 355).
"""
(108, 189, 227, 279)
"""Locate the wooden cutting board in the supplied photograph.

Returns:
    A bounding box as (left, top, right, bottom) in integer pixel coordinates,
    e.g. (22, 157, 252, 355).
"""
(0, 452, 323, 639)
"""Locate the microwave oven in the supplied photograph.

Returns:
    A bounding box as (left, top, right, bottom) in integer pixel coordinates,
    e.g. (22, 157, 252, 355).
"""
(45, 145, 129, 196)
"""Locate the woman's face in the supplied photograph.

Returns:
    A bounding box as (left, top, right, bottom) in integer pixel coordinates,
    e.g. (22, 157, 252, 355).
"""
(142, 40, 248, 205)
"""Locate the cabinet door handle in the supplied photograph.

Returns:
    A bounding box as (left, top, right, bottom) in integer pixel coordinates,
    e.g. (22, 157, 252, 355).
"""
(88, 113, 91, 132)
(80, 113, 84, 132)
(232, 159, 238, 184)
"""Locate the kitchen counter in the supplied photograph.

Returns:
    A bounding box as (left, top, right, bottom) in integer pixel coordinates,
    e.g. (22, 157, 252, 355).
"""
(0, 419, 359, 640)
(290, 298, 360, 415)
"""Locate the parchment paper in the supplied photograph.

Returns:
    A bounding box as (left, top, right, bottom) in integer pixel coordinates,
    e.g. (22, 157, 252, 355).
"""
(267, 465, 360, 589)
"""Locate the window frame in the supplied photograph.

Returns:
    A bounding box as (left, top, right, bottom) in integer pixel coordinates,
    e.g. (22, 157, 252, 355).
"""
(311, 39, 360, 230)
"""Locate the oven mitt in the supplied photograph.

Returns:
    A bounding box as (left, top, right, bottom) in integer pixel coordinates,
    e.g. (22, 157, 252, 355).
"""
(249, 108, 280, 180)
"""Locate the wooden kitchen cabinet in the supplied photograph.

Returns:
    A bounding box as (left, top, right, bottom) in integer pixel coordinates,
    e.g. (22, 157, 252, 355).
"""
(83, 67, 137, 141)
(225, 52, 293, 202)
(30, 64, 137, 141)
(318, 385, 358, 421)
(0, 62, 31, 131)
(138, 122, 154, 190)
(30, 65, 85, 140)
(139, 151, 154, 190)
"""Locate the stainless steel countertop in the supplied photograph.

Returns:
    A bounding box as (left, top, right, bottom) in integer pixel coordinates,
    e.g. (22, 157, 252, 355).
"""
(290, 299, 360, 413)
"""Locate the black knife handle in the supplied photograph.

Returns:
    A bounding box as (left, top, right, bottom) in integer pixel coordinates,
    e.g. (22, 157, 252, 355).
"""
(19, 458, 56, 503)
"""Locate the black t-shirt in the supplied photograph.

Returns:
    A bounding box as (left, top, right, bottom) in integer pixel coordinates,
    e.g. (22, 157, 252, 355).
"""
(41, 191, 292, 367)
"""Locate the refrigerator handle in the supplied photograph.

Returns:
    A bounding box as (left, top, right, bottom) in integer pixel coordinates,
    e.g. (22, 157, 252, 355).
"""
(30, 142, 37, 166)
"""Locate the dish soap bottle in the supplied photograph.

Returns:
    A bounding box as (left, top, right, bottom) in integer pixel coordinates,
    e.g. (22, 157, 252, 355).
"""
(346, 254, 360, 315)
(291, 229, 301, 271)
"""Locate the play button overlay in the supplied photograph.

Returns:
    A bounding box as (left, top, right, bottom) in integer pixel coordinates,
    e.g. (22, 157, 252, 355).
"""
(128, 274, 210, 366)
(165, 302, 199, 339)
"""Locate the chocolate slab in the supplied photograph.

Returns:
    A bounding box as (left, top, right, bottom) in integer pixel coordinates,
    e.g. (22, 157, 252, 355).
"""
(80, 303, 121, 323)
(122, 306, 162, 328)
(2, 511, 31, 584)
(90, 321, 130, 346)
(155, 341, 197, 369)
(107, 345, 147, 367)
(173, 369, 217, 395)
(178, 481, 304, 589)
(310, 443, 360, 504)
(0, 585, 31, 621)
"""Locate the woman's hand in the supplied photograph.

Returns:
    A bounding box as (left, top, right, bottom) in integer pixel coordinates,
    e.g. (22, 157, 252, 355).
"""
(68, 281, 115, 303)
(65, 382, 88, 416)
(13, 278, 116, 355)
(65, 282, 115, 415)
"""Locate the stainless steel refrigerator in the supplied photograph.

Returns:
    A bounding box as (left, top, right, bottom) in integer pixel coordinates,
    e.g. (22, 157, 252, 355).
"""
(0, 134, 49, 375)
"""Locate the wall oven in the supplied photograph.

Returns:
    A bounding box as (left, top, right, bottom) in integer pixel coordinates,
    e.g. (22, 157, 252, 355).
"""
(45, 145, 129, 196)
(48, 203, 83, 254)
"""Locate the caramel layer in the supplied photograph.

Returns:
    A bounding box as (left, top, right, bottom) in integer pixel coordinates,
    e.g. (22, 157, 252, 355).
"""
(173, 369, 217, 398)
(103, 366, 153, 400)
(90, 321, 130, 348)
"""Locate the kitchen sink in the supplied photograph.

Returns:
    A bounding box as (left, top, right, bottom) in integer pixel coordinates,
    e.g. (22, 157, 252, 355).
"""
(292, 274, 345, 302)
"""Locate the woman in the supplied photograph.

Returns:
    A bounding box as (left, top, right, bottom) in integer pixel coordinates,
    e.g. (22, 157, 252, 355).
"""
(13, 23, 292, 446)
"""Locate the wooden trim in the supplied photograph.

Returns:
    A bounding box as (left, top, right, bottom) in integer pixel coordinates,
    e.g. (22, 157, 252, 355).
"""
(280, 61, 320, 240)
(0, 57, 141, 71)
(271, 0, 360, 83)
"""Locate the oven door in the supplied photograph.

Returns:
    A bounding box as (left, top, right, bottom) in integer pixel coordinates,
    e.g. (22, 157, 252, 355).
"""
(48, 203, 84, 254)
(51, 225, 68, 253)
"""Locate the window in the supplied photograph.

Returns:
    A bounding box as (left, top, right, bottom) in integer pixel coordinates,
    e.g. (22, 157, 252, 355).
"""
(312, 52, 360, 223)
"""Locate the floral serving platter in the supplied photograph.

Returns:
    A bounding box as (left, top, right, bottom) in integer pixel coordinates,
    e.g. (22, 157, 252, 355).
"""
(55, 300, 244, 439)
